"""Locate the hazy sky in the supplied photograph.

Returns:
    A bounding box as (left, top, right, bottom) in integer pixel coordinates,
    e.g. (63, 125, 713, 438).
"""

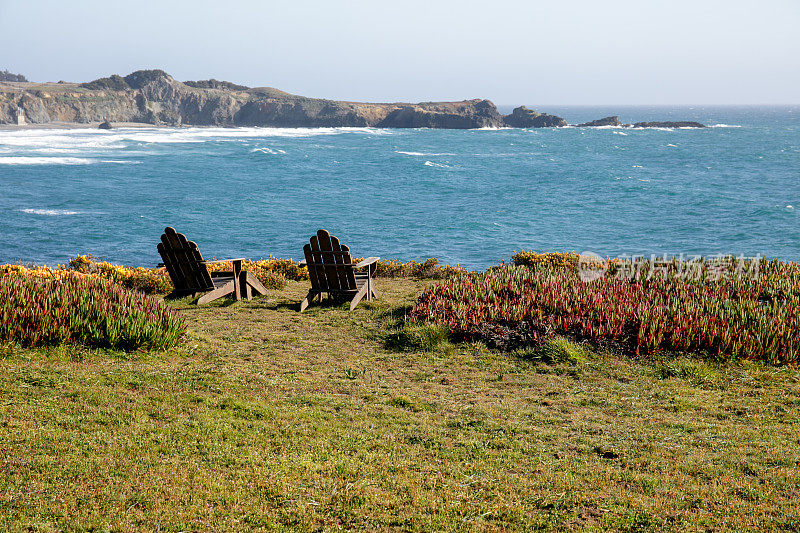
(1, 0, 798, 104)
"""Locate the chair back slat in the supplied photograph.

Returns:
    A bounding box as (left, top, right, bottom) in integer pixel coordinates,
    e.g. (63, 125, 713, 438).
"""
(330, 236, 357, 291)
(303, 241, 323, 292)
(157, 227, 214, 292)
(317, 229, 342, 292)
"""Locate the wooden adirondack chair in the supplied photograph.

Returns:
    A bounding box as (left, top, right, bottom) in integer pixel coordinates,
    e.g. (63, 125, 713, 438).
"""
(299, 229, 379, 312)
(157, 227, 268, 305)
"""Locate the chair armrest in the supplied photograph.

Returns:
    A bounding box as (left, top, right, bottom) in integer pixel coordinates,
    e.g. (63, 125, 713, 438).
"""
(355, 257, 380, 269)
(299, 259, 307, 267)
(200, 258, 246, 264)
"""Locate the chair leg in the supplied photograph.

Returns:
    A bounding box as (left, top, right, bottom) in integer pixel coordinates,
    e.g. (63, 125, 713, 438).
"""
(368, 276, 379, 299)
(197, 281, 235, 305)
(245, 272, 269, 296)
(232, 260, 242, 301)
(300, 290, 318, 312)
(349, 284, 370, 311)
(242, 274, 252, 300)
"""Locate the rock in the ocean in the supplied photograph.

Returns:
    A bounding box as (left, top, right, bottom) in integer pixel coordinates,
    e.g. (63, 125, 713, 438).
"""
(577, 116, 622, 127)
(632, 121, 706, 128)
(98, 120, 112, 129)
(503, 106, 567, 128)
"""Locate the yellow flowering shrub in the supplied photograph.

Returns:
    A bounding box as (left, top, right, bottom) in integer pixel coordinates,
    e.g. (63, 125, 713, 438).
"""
(69, 255, 172, 294)
(360, 258, 469, 279)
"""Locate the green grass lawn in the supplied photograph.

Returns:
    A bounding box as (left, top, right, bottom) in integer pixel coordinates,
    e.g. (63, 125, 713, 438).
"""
(1, 279, 799, 531)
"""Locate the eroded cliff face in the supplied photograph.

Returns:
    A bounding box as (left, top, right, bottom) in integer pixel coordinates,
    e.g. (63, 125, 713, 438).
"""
(0, 71, 506, 129)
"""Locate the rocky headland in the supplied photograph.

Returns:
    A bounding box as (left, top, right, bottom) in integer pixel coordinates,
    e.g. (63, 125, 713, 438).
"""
(0, 69, 505, 129)
(0, 69, 706, 129)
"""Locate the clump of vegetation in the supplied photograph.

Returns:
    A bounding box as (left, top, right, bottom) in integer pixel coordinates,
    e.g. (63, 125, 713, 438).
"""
(0, 272, 184, 350)
(0, 69, 27, 82)
(245, 257, 309, 282)
(123, 69, 171, 89)
(514, 337, 593, 365)
(657, 358, 722, 387)
(386, 323, 452, 352)
(79, 74, 130, 91)
(512, 250, 585, 271)
(184, 79, 249, 91)
(69, 255, 172, 293)
(411, 257, 800, 365)
(367, 257, 468, 279)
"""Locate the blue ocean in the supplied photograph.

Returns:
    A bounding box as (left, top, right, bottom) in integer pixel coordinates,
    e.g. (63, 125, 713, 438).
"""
(1, 106, 798, 269)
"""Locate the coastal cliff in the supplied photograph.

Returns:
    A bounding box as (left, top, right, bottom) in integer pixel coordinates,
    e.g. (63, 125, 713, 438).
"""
(0, 69, 706, 129)
(0, 70, 507, 129)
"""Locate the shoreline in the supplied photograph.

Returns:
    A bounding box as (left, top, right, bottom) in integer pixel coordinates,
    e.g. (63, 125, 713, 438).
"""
(0, 121, 164, 131)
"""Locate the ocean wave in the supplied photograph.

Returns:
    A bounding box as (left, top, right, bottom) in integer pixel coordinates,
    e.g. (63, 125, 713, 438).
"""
(613, 131, 628, 136)
(20, 208, 82, 216)
(0, 126, 392, 153)
(710, 124, 742, 128)
(100, 160, 142, 164)
(396, 151, 455, 156)
(424, 161, 451, 168)
(252, 147, 287, 154)
(0, 156, 94, 165)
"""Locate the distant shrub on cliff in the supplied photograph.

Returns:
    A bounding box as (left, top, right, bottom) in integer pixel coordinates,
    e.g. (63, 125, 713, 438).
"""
(80, 74, 131, 91)
(184, 79, 249, 91)
(79, 70, 173, 91)
(0, 69, 28, 82)
(123, 69, 171, 89)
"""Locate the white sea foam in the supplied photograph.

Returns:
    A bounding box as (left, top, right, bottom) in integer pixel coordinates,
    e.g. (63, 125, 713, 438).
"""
(100, 160, 142, 164)
(632, 165, 643, 168)
(396, 151, 455, 156)
(0, 127, 391, 154)
(20, 208, 82, 216)
(710, 124, 742, 128)
(613, 131, 628, 136)
(666, 143, 678, 147)
(424, 161, 451, 168)
(252, 147, 287, 155)
(0, 156, 94, 165)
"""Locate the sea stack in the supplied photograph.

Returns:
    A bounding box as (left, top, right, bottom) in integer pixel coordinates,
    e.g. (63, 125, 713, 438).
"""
(577, 116, 622, 127)
(502, 106, 567, 128)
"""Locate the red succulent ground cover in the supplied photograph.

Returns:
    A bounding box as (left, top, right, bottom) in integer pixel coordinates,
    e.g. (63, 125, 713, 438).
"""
(410, 258, 800, 365)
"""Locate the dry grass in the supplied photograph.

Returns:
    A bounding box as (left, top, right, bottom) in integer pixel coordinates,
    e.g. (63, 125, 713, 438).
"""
(1, 279, 799, 531)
